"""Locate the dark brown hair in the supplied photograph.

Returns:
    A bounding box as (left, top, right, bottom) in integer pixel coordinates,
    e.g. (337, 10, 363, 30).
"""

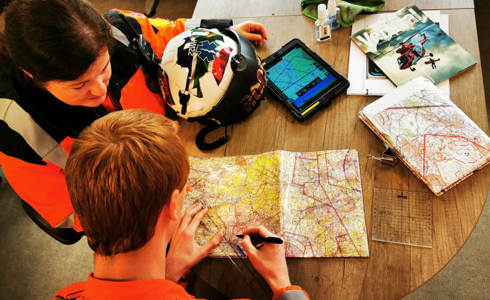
(4, 0, 113, 81)
(65, 110, 190, 256)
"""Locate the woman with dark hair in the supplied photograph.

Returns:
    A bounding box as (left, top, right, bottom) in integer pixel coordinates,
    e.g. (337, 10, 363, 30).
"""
(0, 0, 267, 237)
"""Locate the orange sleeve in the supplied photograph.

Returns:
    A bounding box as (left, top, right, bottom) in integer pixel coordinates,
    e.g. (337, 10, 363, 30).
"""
(114, 9, 186, 58)
(119, 68, 166, 115)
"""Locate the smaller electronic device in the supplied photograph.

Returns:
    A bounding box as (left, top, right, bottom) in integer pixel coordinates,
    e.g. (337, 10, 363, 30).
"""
(263, 38, 349, 120)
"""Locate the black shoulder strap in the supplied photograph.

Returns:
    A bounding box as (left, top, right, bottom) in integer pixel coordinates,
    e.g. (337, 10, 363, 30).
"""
(117, 13, 161, 93)
(113, 12, 177, 119)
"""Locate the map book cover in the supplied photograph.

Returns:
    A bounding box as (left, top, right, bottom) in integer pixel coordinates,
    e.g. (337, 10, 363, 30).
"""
(350, 5, 477, 86)
(185, 150, 369, 258)
(359, 76, 490, 196)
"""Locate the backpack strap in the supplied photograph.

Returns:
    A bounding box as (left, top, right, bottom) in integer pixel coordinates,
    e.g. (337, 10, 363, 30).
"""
(110, 25, 131, 47)
(112, 13, 176, 119)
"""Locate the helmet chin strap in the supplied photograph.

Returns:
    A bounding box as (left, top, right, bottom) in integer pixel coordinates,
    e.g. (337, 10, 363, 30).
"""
(195, 123, 229, 151)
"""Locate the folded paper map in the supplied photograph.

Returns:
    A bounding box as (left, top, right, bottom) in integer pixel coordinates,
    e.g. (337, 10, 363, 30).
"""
(359, 76, 490, 195)
(186, 150, 369, 258)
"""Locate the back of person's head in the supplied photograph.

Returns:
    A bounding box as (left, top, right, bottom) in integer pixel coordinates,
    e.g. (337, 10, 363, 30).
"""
(65, 110, 190, 256)
(4, 0, 112, 82)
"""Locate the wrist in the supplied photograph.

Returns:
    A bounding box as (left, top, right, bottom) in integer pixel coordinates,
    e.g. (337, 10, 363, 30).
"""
(267, 275, 291, 294)
(165, 263, 183, 283)
(165, 272, 181, 283)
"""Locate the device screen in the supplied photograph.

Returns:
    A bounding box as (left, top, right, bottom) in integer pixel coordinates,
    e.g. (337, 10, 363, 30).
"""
(266, 46, 337, 110)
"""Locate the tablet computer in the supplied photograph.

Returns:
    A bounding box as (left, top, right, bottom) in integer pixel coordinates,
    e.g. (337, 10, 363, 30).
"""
(263, 39, 349, 120)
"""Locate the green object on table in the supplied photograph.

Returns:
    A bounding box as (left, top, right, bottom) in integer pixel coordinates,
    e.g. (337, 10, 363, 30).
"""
(301, 0, 385, 27)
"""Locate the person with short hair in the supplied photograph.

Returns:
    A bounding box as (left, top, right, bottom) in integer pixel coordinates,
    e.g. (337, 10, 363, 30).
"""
(55, 109, 308, 300)
(0, 0, 267, 233)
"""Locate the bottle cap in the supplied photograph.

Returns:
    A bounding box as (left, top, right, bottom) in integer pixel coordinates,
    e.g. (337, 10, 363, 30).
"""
(317, 3, 327, 23)
(327, 0, 337, 15)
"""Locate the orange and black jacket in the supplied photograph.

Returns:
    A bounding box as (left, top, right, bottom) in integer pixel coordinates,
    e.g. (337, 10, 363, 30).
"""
(0, 10, 195, 230)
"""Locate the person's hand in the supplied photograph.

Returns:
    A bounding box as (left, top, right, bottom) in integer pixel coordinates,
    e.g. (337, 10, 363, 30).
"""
(166, 203, 223, 282)
(232, 21, 268, 47)
(239, 226, 291, 293)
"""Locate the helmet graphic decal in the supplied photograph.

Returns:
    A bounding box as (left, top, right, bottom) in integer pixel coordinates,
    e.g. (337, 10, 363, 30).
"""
(196, 40, 217, 62)
(212, 48, 232, 85)
(176, 29, 227, 102)
(252, 64, 267, 101)
(240, 62, 267, 112)
(178, 91, 191, 115)
(176, 35, 194, 91)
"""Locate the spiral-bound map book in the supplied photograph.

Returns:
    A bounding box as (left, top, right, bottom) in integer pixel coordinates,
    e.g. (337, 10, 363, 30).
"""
(359, 77, 490, 196)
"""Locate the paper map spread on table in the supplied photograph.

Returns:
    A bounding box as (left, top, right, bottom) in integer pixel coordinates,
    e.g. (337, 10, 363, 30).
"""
(360, 76, 490, 195)
(186, 150, 369, 258)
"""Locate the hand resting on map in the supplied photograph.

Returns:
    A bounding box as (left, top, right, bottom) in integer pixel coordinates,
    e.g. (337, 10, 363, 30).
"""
(166, 201, 223, 282)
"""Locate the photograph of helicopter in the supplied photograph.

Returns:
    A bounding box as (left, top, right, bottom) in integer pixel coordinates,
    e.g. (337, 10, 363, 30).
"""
(396, 33, 440, 71)
(352, 5, 477, 86)
(369, 21, 477, 86)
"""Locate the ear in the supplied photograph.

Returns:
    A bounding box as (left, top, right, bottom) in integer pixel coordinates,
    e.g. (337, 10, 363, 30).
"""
(166, 189, 182, 220)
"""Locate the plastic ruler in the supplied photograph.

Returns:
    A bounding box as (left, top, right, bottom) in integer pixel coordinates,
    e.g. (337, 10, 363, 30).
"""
(372, 188, 433, 248)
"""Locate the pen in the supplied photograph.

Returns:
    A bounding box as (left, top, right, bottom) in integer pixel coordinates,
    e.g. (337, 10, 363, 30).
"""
(236, 244, 247, 257)
(236, 234, 283, 244)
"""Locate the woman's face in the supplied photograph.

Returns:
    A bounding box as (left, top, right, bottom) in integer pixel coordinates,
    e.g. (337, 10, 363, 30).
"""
(43, 49, 111, 107)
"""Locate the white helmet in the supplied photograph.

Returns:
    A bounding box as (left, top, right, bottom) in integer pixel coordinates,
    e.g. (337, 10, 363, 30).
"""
(161, 28, 238, 118)
(161, 28, 267, 150)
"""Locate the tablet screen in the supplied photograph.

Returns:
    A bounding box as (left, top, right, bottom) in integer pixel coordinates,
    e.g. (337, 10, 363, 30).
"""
(266, 46, 337, 110)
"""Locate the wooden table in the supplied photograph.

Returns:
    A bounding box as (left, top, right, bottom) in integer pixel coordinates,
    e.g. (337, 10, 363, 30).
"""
(180, 2, 490, 299)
